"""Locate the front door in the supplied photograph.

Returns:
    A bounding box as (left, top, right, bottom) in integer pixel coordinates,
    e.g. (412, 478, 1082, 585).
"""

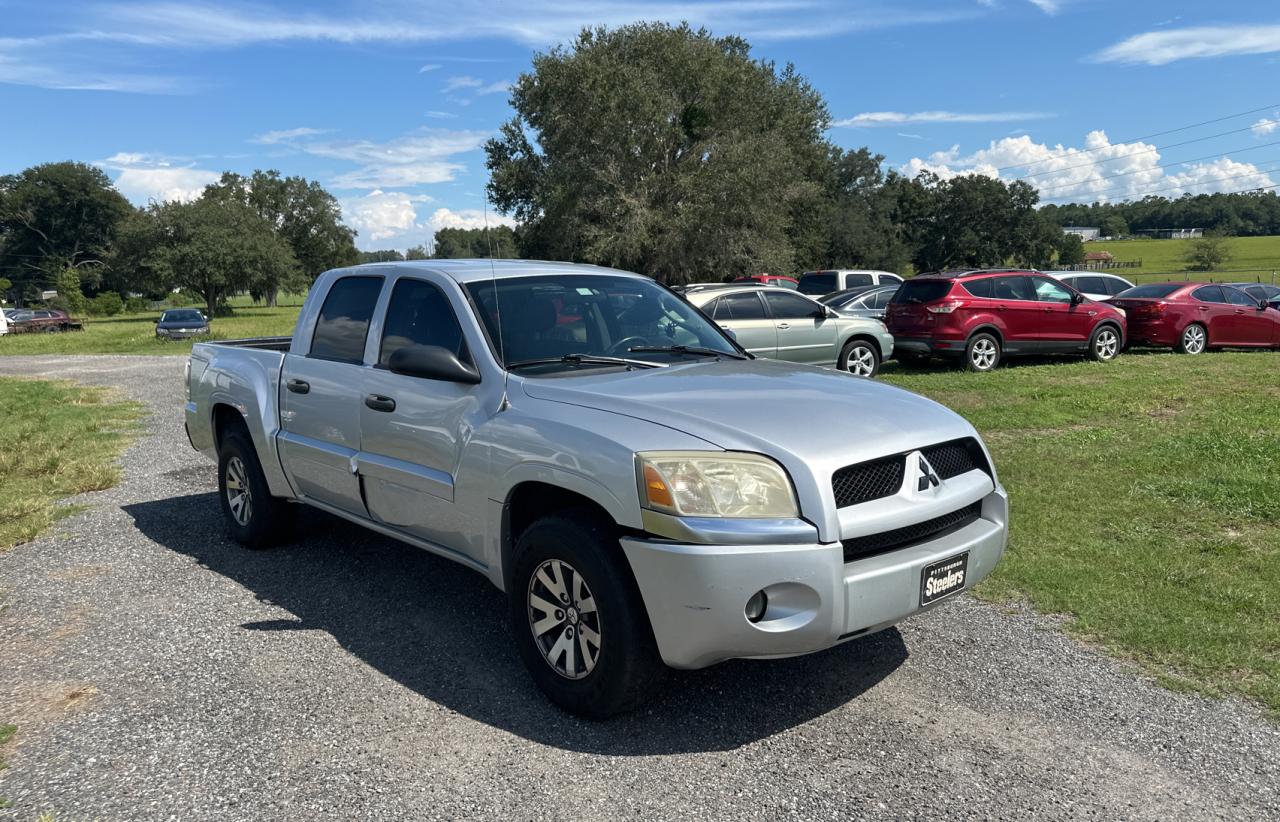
(763, 291, 837, 364)
(1030, 275, 1088, 345)
(1223, 286, 1273, 344)
(358, 275, 485, 556)
(279, 274, 385, 516)
(989, 275, 1040, 349)
(708, 292, 777, 357)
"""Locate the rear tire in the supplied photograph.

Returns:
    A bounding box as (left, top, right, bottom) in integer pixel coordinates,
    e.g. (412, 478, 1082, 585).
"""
(1088, 324, 1121, 362)
(838, 338, 880, 377)
(217, 428, 293, 548)
(509, 511, 666, 718)
(965, 333, 1001, 372)
(1176, 323, 1207, 355)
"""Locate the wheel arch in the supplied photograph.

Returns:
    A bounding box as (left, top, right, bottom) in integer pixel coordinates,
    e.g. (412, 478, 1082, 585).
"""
(966, 324, 1004, 346)
(500, 479, 628, 593)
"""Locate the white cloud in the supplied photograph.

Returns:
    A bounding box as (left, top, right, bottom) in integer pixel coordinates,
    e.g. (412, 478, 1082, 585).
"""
(901, 130, 1278, 203)
(475, 79, 511, 96)
(442, 75, 483, 92)
(1252, 116, 1279, 137)
(1026, 0, 1058, 14)
(418, 63, 441, 73)
(250, 126, 330, 144)
(95, 152, 220, 203)
(298, 128, 490, 189)
(1093, 24, 1280, 66)
(425, 110, 458, 119)
(425, 207, 516, 234)
(340, 190, 429, 241)
(835, 110, 1054, 127)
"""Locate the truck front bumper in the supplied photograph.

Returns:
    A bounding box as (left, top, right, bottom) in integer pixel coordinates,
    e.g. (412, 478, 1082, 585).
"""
(620, 487, 1008, 669)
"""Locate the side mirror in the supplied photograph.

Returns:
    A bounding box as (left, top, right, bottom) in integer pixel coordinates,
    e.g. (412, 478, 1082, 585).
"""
(386, 344, 481, 384)
(1259, 300, 1270, 311)
(722, 328, 738, 341)
(1071, 292, 1086, 305)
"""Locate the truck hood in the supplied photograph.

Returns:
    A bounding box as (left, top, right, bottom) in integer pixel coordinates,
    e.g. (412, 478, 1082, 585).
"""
(517, 358, 981, 495)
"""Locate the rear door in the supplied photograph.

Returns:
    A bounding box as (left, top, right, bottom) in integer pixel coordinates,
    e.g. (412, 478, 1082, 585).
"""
(278, 274, 384, 516)
(1190, 285, 1235, 344)
(763, 291, 837, 364)
(990, 275, 1040, 346)
(358, 274, 485, 554)
(707, 292, 777, 357)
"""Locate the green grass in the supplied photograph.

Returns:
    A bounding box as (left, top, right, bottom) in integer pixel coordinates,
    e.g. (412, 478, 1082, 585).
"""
(0, 379, 141, 549)
(0, 723, 14, 808)
(0, 303, 302, 356)
(882, 351, 1280, 712)
(1087, 235, 1280, 282)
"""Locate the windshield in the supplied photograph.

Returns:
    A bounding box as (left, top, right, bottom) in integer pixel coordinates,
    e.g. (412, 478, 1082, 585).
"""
(162, 310, 204, 322)
(465, 274, 741, 370)
(1115, 284, 1181, 299)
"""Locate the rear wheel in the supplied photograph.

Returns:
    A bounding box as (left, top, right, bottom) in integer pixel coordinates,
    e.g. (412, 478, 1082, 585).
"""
(1176, 323, 1207, 355)
(1088, 325, 1121, 362)
(838, 339, 880, 377)
(510, 511, 666, 718)
(965, 333, 1001, 373)
(217, 429, 293, 548)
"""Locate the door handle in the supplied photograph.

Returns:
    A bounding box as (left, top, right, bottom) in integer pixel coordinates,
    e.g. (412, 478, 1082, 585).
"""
(1234, 309, 1246, 314)
(365, 394, 396, 412)
(286, 379, 310, 394)
(1198, 306, 1209, 311)
(996, 305, 1008, 311)
(776, 323, 790, 330)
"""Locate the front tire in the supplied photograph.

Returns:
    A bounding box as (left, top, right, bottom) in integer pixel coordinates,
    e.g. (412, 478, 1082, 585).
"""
(838, 339, 880, 377)
(510, 511, 666, 718)
(1176, 323, 1207, 355)
(1088, 324, 1121, 362)
(217, 429, 292, 548)
(965, 333, 1001, 372)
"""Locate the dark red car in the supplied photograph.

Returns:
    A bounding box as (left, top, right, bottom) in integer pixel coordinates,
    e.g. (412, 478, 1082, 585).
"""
(1109, 282, 1280, 354)
(7, 308, 76, 333)
(732, 274, 799, 290)
(885, 269, 1127, 372)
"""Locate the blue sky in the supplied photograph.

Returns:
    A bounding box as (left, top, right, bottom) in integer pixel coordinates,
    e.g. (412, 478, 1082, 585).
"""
(3, 1, 1279, 250)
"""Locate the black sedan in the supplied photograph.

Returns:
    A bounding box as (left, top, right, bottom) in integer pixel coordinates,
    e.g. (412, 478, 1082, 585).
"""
(155, 309, 210, 340)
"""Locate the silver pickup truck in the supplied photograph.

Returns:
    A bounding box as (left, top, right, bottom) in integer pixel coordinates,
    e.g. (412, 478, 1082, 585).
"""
(185, 260, 1008, 717)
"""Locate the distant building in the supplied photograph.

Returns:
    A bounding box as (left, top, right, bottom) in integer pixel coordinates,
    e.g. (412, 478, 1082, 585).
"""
(1062, 226, 1101, 242)
(1083, 251, 1114, 263)
(1134, 228, 1204, 239)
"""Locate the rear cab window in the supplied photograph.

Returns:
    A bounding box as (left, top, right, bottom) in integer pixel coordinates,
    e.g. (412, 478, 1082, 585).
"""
(798, 272, 837, 295)
(310, 275, 385, 363)
(892, 280, 954, 304)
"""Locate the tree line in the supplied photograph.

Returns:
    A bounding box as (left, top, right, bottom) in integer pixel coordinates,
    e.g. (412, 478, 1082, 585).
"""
(0, 164, 359, 317)
(1042, 191, 1280, 239)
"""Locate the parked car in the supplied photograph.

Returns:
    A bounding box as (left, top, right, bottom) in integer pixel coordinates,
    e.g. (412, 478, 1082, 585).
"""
(797, 269, 903, 297)
(155, 309, 211, 340)
(186, 260, 1007, 716)
(1045, 272, 1134, 302)
(1109, 282, 1280, 354)
(685, 285, 894, 376)
(8, 308, 77, 333)
(1226, 282, 1280, 310)
(822, 285, 900, 320)
(671, 282, 763, 295)
(0, 309, 8, 336)
(884, 269, 1127, 372)
(732, 274, 799, 289)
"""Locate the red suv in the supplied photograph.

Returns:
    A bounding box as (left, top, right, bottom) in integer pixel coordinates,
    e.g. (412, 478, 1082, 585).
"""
(1109, 282, 1280, 354)
(885, 269, 1127, 372)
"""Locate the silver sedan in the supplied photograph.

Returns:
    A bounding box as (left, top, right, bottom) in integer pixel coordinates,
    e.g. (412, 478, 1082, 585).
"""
(685, 285, 894, 377)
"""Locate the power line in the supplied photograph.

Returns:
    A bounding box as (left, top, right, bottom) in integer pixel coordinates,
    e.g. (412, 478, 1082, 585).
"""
(992, 103, 1280, 174)
(1034, 140, 1280, 195)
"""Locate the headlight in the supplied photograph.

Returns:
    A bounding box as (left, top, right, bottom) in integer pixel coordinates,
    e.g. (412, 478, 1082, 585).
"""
(637, 452, 798, 518)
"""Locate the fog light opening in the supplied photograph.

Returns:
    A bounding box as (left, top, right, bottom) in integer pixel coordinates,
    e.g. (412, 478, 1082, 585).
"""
(745, 590, 768, 623)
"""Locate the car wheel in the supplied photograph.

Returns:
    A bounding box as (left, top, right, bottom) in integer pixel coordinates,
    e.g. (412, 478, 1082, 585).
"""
(1176, 323, 1207, 355)
(965, 333, 1001, 372)
(510, 510, 666, 718)
(42, 325, 58, 333)
(838, 339, 880, 377)
(1088, 325, 1121, 362)
(217, 428, 293, 548)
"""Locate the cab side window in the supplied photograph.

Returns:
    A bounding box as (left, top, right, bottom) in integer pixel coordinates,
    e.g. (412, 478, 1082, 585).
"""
(379, 278, 471, 366)
(1031, 277, 1074, 304)
(1192, 285, 1226, 303)
(715, 292, 767, 320)
(992, 276, 1036, 302)
(844, 273, 874, 288)
(310, 276, 384, 364)
(962, 278, 995, 298)
(1223, 287, 1256, 307)
(764, 291, 822, 319)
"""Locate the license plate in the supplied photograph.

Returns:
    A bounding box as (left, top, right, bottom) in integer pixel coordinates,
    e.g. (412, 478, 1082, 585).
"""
(920, 552, 969, 606)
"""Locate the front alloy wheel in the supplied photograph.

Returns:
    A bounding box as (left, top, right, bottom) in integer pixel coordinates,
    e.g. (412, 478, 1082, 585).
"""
(527, 559, 601, 679)
(840, 340, 880, 377)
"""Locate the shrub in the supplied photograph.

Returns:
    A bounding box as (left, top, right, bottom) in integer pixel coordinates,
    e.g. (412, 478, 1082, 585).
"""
(87, 292, 125, 316)
(125, 296, 149, 313)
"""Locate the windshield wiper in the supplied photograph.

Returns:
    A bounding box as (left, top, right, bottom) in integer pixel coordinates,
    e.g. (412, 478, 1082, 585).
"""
(627, 345, 748, 360)
(507, 354, 665, 371)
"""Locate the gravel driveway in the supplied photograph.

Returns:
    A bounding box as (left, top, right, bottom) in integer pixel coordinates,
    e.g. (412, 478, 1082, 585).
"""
(0, 354, 1276, 821)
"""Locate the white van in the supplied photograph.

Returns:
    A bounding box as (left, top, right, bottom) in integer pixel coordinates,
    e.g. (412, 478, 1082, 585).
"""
(797, 269, 903, 297)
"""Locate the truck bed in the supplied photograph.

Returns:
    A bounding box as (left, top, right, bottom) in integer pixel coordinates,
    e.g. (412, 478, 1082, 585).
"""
(205, 336, 293, 351)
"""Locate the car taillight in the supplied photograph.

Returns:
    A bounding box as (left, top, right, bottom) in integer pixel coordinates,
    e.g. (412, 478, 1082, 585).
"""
(1135, 302, 1167, 317)
(926, 301, 963, 314)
